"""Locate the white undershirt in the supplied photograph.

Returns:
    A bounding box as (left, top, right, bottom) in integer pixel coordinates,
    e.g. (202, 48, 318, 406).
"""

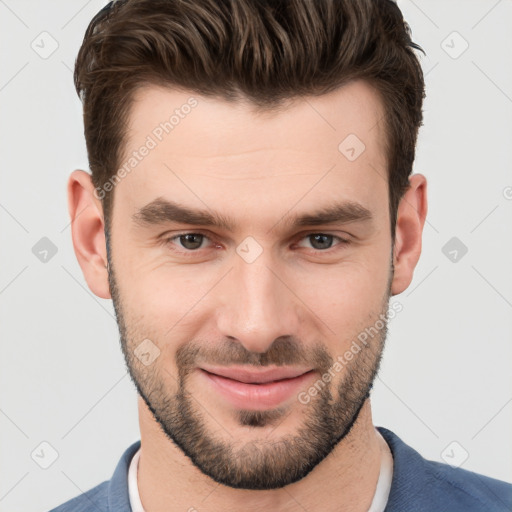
(128, 428, 393, 512)
(127, 448, 145, 512)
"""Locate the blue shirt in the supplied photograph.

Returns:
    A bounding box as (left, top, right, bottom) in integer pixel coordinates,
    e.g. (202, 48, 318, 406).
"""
(49, 426, 512, 511)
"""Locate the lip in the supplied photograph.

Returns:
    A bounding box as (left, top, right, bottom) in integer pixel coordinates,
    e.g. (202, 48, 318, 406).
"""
(198, 366, 316, 410)
(199, 365, 312, 383)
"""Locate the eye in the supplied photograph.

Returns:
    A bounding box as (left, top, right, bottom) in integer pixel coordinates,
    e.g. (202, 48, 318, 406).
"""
(162, 231, 350, 256)
(166, 233, 212, 252)
(295, 233, 350, 251)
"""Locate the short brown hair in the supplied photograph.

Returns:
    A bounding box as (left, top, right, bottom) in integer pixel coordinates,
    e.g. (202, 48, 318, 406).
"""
(74, 0, 425, 240)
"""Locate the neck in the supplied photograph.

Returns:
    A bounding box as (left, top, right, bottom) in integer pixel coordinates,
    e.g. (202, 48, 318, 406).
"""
(137, 396, 383, 512)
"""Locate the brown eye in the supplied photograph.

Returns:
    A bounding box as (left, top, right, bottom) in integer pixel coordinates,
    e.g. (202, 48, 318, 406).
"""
(177, 233, 205, 250)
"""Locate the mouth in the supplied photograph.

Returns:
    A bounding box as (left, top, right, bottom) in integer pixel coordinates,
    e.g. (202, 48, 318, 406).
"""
(199, 365, 313, 383)
(197, 365, 316, 410)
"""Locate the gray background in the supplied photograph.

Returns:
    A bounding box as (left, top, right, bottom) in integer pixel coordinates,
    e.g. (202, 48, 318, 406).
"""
(1, 1, 511, 511)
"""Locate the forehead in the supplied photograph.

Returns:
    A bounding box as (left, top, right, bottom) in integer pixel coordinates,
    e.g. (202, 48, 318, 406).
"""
(115, 80, 388, 225)
(125, 80, 386, 157)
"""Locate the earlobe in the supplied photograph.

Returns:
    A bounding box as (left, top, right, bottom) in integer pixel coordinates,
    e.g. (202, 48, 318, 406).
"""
(67, 170, 112, 299)
(390, 173, 428, 296)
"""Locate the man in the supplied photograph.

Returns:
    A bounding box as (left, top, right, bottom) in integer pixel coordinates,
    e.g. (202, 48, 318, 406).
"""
(51, 0, 512, 510)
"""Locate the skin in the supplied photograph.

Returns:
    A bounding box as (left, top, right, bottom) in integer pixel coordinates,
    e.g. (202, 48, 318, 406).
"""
(68, 80, 427, 511)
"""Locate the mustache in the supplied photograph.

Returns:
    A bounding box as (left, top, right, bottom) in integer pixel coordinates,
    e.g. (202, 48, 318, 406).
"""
(175, 336, 333, 373)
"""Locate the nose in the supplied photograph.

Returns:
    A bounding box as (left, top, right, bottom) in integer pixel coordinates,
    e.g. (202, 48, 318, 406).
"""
(215, 252, 301, 354)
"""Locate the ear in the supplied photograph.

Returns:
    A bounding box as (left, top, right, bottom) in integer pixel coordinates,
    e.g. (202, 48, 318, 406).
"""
(391, 173, 428, 296)
(67, 170, 111, 299)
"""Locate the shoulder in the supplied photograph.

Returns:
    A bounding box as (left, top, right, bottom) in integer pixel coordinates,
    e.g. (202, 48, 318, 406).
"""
(423, 457, 512, 510)
(48, 440, 141, 512)
(377, 426, 512, 512)
(48, 481, 109, 512)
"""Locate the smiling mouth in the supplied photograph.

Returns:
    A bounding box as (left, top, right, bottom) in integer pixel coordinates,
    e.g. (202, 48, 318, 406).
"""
(198, 364, 314, 384)
(201, 368, 313, 384)
(197, 366, 317, 410)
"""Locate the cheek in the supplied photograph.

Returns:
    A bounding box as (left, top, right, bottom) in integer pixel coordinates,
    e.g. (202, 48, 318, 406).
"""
(124, 272, 198, 327)
(113, 238, 200, 311)
(116, 261, 218, 358)
(295, 254, 391, 342)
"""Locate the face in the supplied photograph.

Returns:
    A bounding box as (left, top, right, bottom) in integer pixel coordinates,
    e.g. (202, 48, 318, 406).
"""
(106, 81, 394, 490)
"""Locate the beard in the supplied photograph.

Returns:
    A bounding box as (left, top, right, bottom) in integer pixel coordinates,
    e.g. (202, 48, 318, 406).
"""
(106, 232, 392, 490)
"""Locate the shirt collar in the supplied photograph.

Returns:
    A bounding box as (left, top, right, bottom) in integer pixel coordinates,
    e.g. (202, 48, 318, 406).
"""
(126, 428, 394, 512)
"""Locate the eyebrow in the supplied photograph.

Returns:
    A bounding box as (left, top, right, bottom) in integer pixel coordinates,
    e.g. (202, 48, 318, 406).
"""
(132, 197, 373, 232)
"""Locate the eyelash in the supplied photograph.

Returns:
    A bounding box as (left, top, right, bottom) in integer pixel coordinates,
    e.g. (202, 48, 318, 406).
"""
(162, 231, 351, 257)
